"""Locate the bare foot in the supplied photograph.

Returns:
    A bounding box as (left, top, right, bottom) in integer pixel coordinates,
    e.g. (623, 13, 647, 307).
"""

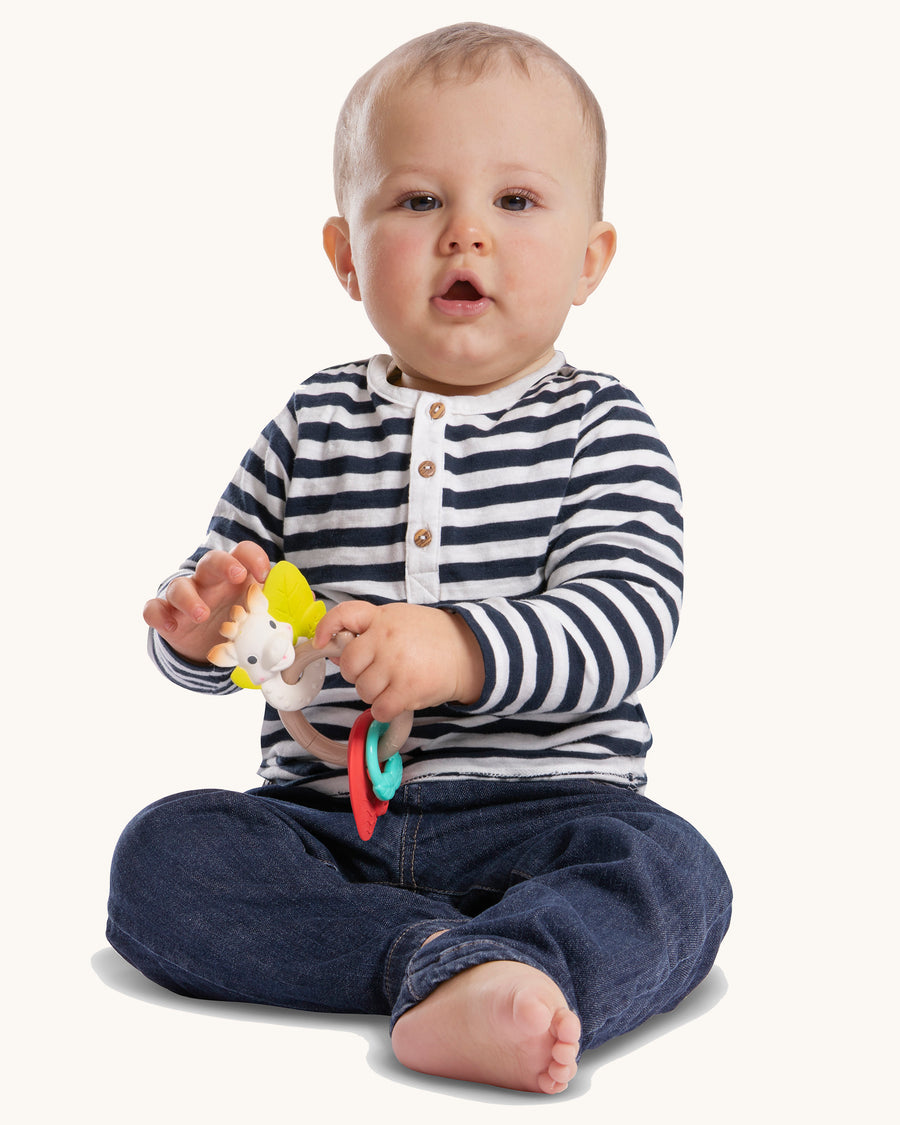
(391, 960, 581, 1094)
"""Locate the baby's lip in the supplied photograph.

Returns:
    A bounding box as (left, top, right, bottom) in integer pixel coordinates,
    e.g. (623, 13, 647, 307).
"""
(432, 270, 493, 317)
(434, 270, 489, 301)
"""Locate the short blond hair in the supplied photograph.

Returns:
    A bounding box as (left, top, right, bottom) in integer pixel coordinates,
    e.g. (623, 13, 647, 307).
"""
(333, 22, 607, 219)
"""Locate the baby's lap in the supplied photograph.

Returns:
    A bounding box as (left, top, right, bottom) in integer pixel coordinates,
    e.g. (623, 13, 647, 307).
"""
(266, 776, 719, 886)
(119, 778, 720, 892)
(417, 779, 718, 882)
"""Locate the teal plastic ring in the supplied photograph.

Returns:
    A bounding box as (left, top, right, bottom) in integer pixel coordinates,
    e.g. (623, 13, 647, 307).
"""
(365, 720, 403, 800)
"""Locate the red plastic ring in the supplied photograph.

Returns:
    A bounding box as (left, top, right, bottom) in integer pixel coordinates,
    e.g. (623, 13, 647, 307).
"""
(347, 709, 389, 841)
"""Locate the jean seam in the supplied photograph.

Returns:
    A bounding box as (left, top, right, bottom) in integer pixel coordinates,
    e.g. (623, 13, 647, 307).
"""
(398, 787, 422, 890)
(409, 800, 425, 890)
(370, 879, 507, 898)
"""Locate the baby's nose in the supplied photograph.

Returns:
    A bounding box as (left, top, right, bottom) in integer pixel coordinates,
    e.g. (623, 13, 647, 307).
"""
(439, 212, 491, 255)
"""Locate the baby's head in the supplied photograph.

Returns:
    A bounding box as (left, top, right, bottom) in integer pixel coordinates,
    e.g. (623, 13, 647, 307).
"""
(333, 23, 608, 220)
(324, 23, 616, 395)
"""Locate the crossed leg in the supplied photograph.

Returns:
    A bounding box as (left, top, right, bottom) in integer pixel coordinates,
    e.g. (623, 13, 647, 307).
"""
(109, 784, 730, 1097)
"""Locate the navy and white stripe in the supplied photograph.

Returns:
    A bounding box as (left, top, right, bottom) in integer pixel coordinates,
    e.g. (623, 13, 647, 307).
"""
(150, 352, 683, 793)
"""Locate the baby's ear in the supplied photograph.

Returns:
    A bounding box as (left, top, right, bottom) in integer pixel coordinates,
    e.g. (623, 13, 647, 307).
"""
(323, 217, 361, 301)
(574, 221, 617, 306)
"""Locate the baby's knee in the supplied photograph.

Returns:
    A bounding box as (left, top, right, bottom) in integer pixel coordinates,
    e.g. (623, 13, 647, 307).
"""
(107, 789, 253, 999)
(109, 789, 238, 913)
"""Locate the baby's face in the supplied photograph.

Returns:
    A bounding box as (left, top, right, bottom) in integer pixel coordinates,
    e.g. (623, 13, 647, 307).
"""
(328, 63, 615, 396)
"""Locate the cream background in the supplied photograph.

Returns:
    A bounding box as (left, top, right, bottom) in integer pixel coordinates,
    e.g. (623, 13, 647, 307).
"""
(2, 2, 895, 1121)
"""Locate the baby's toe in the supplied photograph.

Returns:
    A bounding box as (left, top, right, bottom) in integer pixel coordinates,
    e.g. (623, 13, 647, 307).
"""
(552, 1008, 581, 1045)
(551, 1039, 579, 1066)
(538, 1072, 569, 1095)
(547, 1058, 576, 1085)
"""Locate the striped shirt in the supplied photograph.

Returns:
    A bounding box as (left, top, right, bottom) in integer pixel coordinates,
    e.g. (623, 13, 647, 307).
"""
(151, 351, 683, 793)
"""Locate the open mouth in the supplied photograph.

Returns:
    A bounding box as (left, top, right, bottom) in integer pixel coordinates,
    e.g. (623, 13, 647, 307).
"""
(443, 279, 483, 301)
(432, 274, 488, 319)
(433, 275, 492, 317)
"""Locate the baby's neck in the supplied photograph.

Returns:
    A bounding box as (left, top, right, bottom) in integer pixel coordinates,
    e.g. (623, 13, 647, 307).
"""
(388, 355, 553, 398)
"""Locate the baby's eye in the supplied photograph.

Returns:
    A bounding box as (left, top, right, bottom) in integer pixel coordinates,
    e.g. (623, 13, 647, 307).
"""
(399, 193, 442, 212)
(496, 192, 537, 212)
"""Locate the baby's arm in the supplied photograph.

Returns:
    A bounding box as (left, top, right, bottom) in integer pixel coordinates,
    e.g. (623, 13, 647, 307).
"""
(441, 388, 683, 722)
(314, 601, 485, 723)
(143, 541, 271, 665)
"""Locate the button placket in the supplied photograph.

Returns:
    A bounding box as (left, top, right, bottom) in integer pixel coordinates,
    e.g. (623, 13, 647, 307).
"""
(405, 398, 447, 604)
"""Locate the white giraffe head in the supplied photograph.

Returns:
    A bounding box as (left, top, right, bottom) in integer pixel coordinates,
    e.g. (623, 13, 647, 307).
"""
(208, 583, 296, 686)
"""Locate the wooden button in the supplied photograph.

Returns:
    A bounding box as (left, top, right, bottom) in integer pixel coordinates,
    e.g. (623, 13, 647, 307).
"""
(413, 529, 432, 548)
(418, 460, 436, 478)
(429, 402, 445, 419)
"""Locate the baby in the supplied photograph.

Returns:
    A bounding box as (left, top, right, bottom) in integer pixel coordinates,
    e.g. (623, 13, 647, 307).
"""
(112, 22, 731, 1095)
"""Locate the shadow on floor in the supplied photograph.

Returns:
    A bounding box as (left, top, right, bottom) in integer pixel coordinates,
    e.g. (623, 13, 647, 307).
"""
(92, 946, 728, 1103)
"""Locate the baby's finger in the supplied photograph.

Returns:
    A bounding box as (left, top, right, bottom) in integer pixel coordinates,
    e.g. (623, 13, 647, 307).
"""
(369, 685, 408, 725)
(345, 650, 386, 700)
(314, 600, 376, 648)
(164, 575, 211, 622)
(333, 630, 378, 685)
(231, 540, 271, 584)
(194, 549, 248, 589)
(143, 596, 178, 634)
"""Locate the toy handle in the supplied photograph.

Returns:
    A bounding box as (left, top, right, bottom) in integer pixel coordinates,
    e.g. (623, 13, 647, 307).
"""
(276, 631, 413, 765)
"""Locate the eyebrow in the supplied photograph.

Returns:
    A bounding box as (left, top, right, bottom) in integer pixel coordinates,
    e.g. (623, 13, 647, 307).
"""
(379, 164, 563, 188)
(494, 164, 563, 188)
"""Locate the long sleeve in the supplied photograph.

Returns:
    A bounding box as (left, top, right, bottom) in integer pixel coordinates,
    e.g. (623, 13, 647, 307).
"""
(443, 388, 682, 718)
(146, 397, 300, 694)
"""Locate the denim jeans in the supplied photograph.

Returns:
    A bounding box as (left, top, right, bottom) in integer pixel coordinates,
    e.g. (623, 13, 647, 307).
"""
(107, 778, 732, 1052)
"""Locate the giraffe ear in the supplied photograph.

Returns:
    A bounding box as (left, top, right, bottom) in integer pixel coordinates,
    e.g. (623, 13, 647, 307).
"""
(246, 583, 269, 614)
(208, 642, 238, 668)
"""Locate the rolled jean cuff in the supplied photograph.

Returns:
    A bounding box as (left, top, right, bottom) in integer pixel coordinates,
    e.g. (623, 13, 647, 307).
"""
(382, 918, 461, 1014)
(389, 934, 574, 1035)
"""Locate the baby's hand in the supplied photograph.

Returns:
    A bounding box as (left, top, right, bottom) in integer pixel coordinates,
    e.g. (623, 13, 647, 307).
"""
(143, 541, 271, 665)
(314, 601, 485, 723)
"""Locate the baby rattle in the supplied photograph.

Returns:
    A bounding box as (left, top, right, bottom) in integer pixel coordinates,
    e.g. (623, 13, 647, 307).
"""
(207, 561, 411, 840)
